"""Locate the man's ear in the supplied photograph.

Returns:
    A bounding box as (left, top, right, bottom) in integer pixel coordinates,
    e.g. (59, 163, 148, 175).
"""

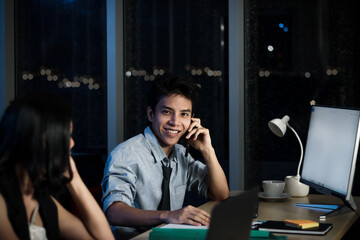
(146, 106, 154, 122)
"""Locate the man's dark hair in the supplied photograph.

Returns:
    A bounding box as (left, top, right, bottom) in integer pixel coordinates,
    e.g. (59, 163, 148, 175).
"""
(148, 75, 201, 113)
(0, 91, 73, 190)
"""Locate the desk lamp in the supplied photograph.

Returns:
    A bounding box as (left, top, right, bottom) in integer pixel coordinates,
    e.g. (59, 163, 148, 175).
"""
(268, 115, 309, 197)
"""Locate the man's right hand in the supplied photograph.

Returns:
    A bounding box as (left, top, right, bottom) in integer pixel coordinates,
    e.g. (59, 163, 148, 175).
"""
(107, 202, 211, 227)
(163, 205, 211, 226)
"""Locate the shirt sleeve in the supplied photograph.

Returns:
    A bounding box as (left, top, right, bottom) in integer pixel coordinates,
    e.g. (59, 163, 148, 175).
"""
(185, 152, 209, 198)
(101, 146, 138, 213)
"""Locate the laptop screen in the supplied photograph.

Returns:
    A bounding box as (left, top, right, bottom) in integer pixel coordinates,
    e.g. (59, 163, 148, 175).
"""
(206, 188, 259, 240)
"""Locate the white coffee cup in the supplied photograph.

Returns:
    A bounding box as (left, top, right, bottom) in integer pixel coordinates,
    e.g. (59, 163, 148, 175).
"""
(262, 180, 285, 197)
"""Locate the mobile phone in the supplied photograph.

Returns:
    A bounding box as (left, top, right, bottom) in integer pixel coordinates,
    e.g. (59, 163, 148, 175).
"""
(185, 114, 195, 157)
(185, 142, 190, 157)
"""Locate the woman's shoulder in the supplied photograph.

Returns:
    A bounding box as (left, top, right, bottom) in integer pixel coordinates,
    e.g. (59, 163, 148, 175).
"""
(0, 193, 5, 209)
(0, 193, 11, 222)
(0, 192, 25, 240)
(0, 194, 10, 231)
(0, 192, 7, 219)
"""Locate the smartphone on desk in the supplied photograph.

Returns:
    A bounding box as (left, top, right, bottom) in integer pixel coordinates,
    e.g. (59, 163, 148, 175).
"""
(258, 221, 333, 235)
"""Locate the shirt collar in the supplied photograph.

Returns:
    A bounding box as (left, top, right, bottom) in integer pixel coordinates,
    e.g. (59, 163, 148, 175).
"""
(144, 126, 179, 164)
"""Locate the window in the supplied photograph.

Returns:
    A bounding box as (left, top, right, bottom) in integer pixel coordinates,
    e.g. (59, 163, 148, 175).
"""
(245, 0, 360, 194)
(15, 0, 107, 158)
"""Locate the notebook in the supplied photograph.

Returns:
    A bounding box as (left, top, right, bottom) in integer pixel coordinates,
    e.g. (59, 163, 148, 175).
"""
(206, 187, 259, 240)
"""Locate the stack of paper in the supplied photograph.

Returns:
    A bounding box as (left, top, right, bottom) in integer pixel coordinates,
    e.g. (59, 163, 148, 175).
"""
(284, 219, 319, 229)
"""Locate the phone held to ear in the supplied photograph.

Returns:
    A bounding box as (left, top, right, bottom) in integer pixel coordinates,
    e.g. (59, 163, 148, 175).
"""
(185, 114, 195, 158)
(185, 142, 190, 157)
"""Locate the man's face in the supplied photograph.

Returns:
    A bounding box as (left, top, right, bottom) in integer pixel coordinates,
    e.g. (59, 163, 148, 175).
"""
(147, 94, 192, 155)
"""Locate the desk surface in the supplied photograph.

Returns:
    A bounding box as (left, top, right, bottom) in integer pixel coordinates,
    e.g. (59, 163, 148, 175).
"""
(131, 193, 360, 240)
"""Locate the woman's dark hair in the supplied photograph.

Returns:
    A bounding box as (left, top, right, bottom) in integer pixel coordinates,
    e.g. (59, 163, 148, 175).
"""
(0, 91, 73, 190)
(148, 74, 201, 113)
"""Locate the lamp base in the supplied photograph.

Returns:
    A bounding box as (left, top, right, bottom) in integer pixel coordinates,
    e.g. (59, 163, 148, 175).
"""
(284, 176, 309, 197)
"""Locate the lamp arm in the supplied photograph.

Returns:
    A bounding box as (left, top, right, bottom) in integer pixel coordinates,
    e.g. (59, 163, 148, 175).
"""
(286, 123, 303, 179)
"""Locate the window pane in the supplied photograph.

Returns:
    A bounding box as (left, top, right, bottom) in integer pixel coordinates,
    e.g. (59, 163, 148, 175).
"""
(245, 0, 360, 194)
(124, 0, 229, 200)
(15, 0, 107, 157)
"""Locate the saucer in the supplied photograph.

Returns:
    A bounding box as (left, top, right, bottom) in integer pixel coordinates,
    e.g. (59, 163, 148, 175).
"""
(258, 192, 291, 200)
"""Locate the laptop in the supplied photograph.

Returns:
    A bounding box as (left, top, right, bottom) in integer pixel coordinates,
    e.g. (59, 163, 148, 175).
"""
(150, 188, 259, 240)
(206, 187, 259, 240)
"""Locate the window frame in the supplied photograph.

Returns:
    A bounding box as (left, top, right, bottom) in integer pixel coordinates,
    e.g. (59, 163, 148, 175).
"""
(0, 0, 15, 116)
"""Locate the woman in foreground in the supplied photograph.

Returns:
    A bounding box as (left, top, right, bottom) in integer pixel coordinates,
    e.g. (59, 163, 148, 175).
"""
(0, 91, 114, 240)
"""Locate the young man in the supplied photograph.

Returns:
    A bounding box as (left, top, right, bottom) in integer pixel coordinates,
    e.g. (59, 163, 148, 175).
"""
(101, 76, 229, 239)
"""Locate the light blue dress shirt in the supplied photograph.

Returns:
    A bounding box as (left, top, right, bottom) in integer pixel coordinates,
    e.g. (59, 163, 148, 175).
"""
(101, 126, 208, 214)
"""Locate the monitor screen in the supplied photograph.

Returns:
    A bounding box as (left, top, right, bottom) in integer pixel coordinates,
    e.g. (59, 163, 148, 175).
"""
(301, 105, 360, 205)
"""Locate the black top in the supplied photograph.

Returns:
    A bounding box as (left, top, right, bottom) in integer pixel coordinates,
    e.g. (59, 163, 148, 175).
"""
(0, 167, 60, 240)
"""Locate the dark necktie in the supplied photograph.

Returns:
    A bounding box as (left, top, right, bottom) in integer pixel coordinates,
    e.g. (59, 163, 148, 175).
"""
(158, 163, 172, 210)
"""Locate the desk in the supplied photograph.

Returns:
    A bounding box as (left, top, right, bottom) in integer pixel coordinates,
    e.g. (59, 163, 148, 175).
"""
(131, 194, 360, 240)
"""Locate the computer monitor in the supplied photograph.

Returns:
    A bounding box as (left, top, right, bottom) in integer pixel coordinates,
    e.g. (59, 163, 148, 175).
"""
(300, 105, 359, 218)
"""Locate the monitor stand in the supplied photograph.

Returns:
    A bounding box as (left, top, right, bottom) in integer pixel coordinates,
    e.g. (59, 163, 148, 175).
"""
(319, 204, 351, 220)
(319, 195, 357, 220)
(294, 195, 357, 220)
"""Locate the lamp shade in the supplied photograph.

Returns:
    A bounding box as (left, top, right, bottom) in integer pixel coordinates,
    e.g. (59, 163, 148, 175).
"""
(268, 115, 290, 137)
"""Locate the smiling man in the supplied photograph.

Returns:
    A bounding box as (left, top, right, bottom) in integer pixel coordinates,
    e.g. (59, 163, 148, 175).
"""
(101, 75, 229, 239)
